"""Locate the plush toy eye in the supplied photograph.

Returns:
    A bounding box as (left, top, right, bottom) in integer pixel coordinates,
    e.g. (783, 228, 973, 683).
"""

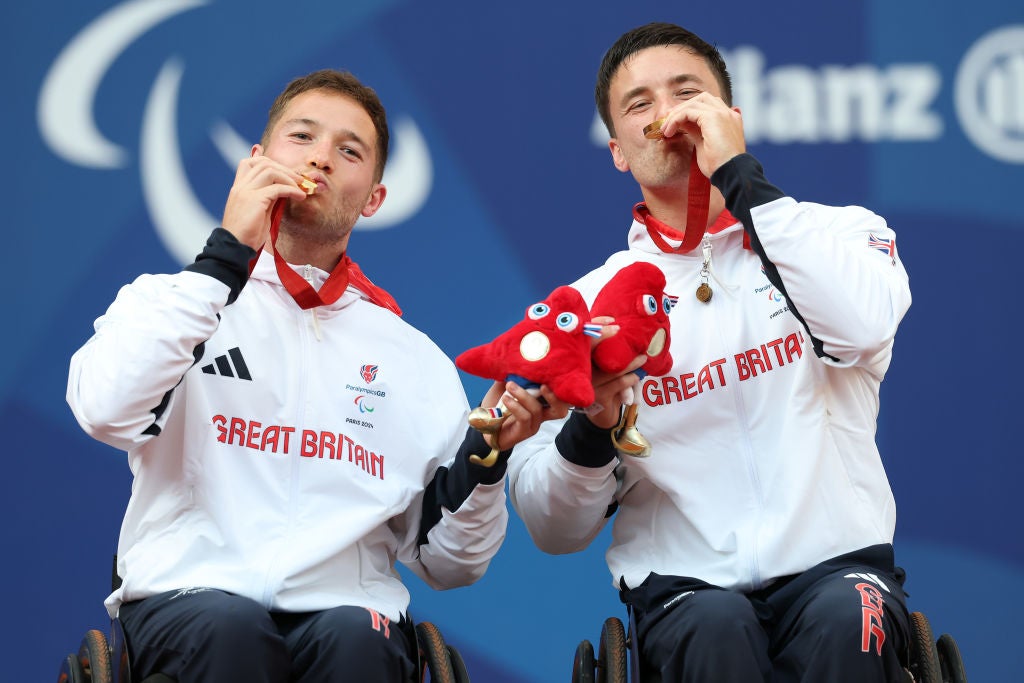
(643, 294, 658, 315)
(556, 312, 579, 332)
(662, 295, 673, 314)
(527, 303, 550, 320)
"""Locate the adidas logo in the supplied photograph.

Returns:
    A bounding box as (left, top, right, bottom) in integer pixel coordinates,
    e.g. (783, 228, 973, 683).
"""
(844, 572, 890, 593)
(201, 347, 252, 381)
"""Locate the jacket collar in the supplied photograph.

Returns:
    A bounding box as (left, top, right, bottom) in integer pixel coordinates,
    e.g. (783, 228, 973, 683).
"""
(249, 250, 401, 315)
(628, 203, 747, 254)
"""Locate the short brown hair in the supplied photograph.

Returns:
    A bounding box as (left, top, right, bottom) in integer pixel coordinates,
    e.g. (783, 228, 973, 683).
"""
(261, 69, 390, 182)
(595, 23, 733, 138)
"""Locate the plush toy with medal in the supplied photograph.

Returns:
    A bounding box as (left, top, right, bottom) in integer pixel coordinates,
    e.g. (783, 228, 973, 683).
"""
(455, 286, 602, 465)
(590, 261, 675, 457)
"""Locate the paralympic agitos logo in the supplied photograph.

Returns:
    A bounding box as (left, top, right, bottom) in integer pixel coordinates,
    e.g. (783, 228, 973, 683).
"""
(37, 0, 434, 266)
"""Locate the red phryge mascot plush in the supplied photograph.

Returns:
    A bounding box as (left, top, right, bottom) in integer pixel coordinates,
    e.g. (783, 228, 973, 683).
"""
(589, 261, 676, 457)
(456, 285, 601, 465)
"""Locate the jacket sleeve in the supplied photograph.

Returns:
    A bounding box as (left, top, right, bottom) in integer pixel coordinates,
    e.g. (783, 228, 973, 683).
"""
(390, 365, 510, 590)
(506, 412, 620, 555)
(404, 428, 510, 590)
(67, 228, 253, 451)
(712, 154, 911, 374)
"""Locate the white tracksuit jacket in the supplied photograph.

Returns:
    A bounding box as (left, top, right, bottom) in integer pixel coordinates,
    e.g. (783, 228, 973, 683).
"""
(68, 231, 507, 620)
(509, 154, 912, 593)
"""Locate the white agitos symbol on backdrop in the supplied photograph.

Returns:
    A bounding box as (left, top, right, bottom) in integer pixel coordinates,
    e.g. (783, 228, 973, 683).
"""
(37, 0, 432, 265)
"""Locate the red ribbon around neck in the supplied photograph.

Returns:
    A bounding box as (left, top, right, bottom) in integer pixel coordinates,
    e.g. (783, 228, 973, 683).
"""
(256, 199, 402, 315)
(637, 155, 749, 252)
(642, 155, 709, 253)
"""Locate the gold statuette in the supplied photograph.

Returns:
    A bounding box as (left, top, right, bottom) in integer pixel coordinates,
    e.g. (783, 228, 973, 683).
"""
(612, 403, 652, 457)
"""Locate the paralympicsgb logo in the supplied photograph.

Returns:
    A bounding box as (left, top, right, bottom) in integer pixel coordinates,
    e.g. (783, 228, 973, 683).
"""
(955, 25, 1024, 164)
(360, 364, 379, 384)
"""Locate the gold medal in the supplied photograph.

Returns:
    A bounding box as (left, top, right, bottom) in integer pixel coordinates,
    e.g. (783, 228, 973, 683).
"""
(643, 117, 667, 140)
(644, 117, 690, 140)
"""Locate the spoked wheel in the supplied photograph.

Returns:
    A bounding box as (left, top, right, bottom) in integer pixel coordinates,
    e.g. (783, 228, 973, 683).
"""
(597, 617, 627, 683)
(572, 639, 595, 683)
(908, 612, 942, 683)
(937, 633, 968, 683)
(416, 621, 457, 683)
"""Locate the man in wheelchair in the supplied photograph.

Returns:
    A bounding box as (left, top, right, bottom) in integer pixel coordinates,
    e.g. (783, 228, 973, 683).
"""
(65, 67, 557, 682)
(509, 21, 918, 683)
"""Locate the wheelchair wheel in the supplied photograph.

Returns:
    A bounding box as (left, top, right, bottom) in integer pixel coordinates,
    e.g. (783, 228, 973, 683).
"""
(446, 644, 471, 683)
(597, 617, 627, 683)
(908, 612, 942, 683)
(58, 652, 87, 683)
(78, 629, 114, 683)
(416, 621, 457, 683)
(937, 633, 968, 683)
(572, 640, 595, 683)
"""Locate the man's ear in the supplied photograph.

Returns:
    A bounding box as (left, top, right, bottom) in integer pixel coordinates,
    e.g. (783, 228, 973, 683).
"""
(250, 144, 262, 158)
(609, 138, 630, 173)
(361, 183, 387, 218)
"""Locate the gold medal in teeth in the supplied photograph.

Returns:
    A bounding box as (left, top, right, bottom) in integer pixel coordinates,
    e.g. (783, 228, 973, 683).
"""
(643, 117, 667, 140)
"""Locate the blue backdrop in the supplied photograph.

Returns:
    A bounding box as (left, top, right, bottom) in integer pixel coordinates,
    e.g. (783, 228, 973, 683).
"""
(7, 1, 1023, 680)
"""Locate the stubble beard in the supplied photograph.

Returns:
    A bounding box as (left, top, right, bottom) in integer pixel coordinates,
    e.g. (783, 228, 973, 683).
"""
(279, 196, 361, 249)
(631, 141, 694, 191)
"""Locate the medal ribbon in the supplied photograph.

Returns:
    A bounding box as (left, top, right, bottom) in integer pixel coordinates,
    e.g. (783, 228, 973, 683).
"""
(254, 199, 402, 315)
(642, 155, 709, 254)
(636, 155, 749, 253)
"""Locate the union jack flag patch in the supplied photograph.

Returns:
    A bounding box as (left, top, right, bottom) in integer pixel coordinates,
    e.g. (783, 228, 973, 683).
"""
(868, 233, 897, 264)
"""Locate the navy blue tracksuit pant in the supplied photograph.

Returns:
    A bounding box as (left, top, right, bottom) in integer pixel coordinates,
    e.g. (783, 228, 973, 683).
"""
(620, 544, 910, 683)
(118, 588, 416, 683)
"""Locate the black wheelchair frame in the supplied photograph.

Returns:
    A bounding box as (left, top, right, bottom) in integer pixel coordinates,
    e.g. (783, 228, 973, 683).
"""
(571, 609, 968, 683)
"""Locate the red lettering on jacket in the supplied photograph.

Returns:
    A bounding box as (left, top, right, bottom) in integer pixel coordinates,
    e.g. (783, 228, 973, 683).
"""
(642, 330, 806, 405)
(641, 358, 727, 406)
(737, 331, 804, 382)
(212, 416, 383, 479)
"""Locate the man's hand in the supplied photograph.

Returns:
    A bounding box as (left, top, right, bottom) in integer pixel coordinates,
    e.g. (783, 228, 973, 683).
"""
(584, 317, 646, 430)
(658, 92, 746, 178)
(585, 356, 646, 430)
(480, 381, 570, 452)
(221, 155, 309, 251)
